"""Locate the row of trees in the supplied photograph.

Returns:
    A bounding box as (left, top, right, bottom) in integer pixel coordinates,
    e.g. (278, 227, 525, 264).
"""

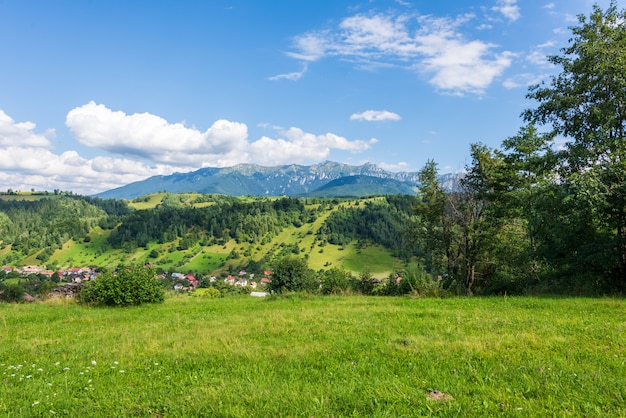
(412, 3, 626, 295)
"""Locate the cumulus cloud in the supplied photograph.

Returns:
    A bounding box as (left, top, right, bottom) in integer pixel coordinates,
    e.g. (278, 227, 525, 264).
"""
(0, 105, 376, 194)
(66, 102, 374, 168)
(248, 127, 377, 166)
(0, 111, 176, 194)
(0, 110, 54, 147)
(0, 142, 175, 196)
(66, 101, 250, 166)
(350, 110, 401, 122)
(493, 0, 521, 22)
(277, 11, 513, 95)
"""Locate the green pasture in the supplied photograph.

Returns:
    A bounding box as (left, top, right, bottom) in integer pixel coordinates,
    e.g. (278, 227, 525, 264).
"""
(1, 296, 624, 416)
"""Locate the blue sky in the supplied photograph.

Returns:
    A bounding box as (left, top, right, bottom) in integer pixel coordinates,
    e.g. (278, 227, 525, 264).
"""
(0, 0, 615, 195)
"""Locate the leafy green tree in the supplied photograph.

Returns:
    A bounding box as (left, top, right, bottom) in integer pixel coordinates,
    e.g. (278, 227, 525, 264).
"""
(453, 144, 500, 295)
(269, 257, 316, 293)
(80, 264, 165, 306)
(523, 2, 626, 291)
(320, 267, 351, 295)
(410, 160, 458, 278)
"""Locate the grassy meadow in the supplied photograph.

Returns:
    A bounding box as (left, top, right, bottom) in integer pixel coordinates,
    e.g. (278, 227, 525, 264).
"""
(1, 295, 625, 417)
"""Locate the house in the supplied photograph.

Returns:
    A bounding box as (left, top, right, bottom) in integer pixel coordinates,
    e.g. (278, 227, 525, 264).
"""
(224, 275, 235, 285)
(174, 283, 184, 291)
(21, 265, 44, 274)
(235, 279, 247, 287)
(185, 274, 198, 288)
(260, 277, 271, 284)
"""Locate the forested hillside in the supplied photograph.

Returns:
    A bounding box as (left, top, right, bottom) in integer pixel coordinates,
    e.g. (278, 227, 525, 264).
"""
(0, 196, 109, 264)
(0, 193, 419, 280)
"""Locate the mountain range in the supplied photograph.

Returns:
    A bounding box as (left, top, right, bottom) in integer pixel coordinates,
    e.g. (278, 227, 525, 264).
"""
(95, 161, 453, 199)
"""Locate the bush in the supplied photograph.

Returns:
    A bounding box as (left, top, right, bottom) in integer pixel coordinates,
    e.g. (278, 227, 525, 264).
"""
(203, 287, 222, 298)
(269, 256, 317, 293)
(320, 267, 352, 295)
(0, 283, 26, 303)
(79, 264, 165, 306)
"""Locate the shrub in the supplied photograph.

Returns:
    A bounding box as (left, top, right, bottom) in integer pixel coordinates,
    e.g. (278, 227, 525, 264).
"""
(320, 267, 352, 295)
(203, 287, 222, 298)
(0, 283, 27, 303)
(79, 264, 165, 306)
(269, 256, 317, 293)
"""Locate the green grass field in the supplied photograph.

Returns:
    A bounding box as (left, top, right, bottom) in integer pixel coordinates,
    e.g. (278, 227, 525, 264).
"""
(1, 296, 624, 416)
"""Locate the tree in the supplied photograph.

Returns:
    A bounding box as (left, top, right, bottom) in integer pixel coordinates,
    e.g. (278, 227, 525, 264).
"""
(411, 160, 459, 278)
(453, 144, 500, 295)
(523, 2, 626, 291)
(79, 264, 165, 306)
(268, 256, 316, 293)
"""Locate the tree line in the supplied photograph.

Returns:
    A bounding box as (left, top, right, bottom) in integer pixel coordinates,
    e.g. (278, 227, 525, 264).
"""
(411, 3, 626, 295)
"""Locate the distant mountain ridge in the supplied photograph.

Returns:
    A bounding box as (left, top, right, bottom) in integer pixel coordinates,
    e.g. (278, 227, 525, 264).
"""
(95, 161, 433, 199)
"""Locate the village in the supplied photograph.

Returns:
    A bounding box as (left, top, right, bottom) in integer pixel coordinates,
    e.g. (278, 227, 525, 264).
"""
(0, 264, 272, 300)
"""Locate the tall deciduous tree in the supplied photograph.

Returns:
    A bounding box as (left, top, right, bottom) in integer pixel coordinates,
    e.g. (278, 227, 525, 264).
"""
(412, 160, 459, 280)
(523, 2, 626, 290)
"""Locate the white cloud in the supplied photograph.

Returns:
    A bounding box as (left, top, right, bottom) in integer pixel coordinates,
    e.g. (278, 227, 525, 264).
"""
(248, 127, 377, 166)
(0, 110, 54, 147)
(526, 41, 555, 67)
(527, 50, 550, 67)
(280, 12, 513, 95)
(285, 33, 328, 61)
(66, 102, 374, 168)
(378, 161, 409, 171)
(268, 64, 308, 81)
(492, 0, 521, 22)
(66, 101, 251, 166)
(503, 72, 547, 89)
(415, 17, 514, 94)
(0, 105, 377, 194)
(0, 143, 175, 195)
(350, 110, 401, 122)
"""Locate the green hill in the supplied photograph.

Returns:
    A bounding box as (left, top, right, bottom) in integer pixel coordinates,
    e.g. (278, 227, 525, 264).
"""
(0, 193, 418, 278)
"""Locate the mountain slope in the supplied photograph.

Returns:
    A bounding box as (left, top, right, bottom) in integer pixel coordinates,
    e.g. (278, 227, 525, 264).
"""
(95, 161, 422, 199)
(304, 175, 417, 197)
